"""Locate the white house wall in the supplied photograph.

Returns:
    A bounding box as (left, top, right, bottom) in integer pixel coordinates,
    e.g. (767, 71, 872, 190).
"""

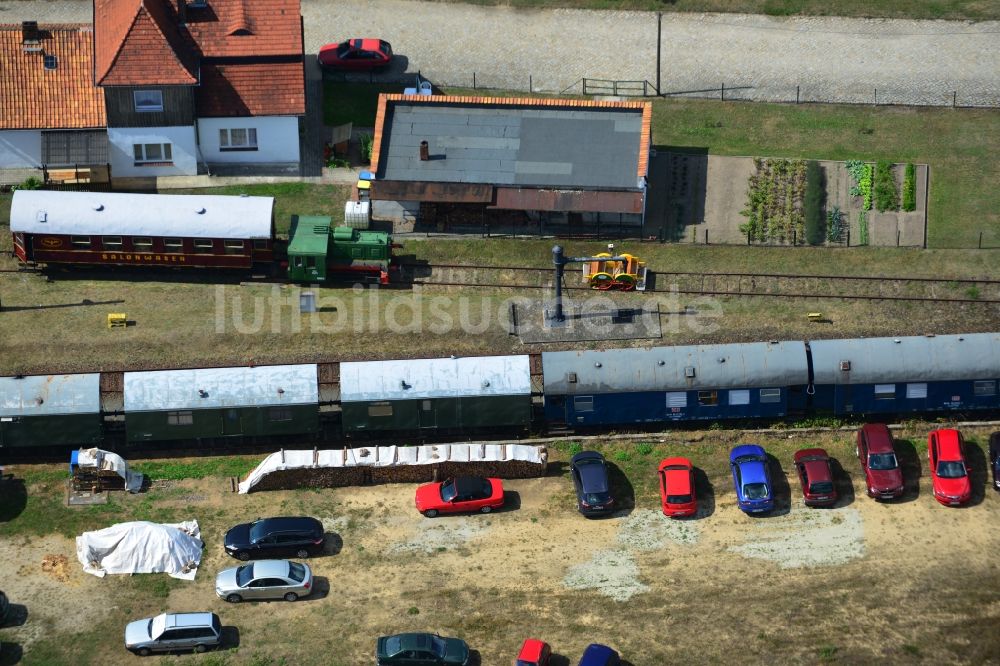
(196, 116, 300, 164)
(0, 131, 42, 168)
(107, 126, 198, 177)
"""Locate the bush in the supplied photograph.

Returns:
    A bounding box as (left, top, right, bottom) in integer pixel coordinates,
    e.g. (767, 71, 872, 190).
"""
(359, 133, 374, 163)
(873, 160, 899, 212)
(902, 163, 916, 211)
(11, 176, 42, 191)
(803, 161, 825, 245)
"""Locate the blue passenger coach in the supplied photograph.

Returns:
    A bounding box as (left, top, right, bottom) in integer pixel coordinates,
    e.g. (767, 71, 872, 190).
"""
(807, 333, 1000, 416)
(541, 342, 810, 428)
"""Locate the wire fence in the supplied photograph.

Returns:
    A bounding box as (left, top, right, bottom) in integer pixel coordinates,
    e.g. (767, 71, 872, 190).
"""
(336, 68, 1000, 110)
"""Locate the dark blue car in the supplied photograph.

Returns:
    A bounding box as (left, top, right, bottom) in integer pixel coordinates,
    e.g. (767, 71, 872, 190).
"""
(578, 643, 620, 666)
(730, 444, 774, 514)
(570, 451, 615, 516)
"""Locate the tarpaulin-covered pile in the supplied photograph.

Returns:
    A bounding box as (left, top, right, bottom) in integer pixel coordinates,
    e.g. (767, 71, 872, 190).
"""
(73, 448, 144, 492)
(239, 444, 548, 493)
(75, 520, 203, 580)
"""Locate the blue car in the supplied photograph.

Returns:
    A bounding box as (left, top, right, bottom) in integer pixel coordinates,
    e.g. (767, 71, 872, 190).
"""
(730, 444, 774, 514)
(578, 643, 620, 666)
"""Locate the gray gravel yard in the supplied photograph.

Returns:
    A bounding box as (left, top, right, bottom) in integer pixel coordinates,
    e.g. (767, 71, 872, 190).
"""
(2, 0, 998, 105)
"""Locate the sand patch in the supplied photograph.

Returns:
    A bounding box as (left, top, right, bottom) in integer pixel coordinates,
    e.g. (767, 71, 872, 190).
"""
(727, 507, 865, 568)
(387, 517, 490, 554)
(617, 508, 701, 550)
(563, 549, 649, 601)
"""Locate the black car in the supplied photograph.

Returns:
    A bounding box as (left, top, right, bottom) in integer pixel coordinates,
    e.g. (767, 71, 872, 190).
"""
(570, 451, 615, 516)
(0, 591, 8, 625)
(224, 516, 325, 561)
(990, 432, 1000, 491)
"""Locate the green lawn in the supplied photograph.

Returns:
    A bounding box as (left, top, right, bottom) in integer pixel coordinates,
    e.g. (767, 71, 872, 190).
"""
(322, 82, 404, 128)
(442, 0, 999, 19)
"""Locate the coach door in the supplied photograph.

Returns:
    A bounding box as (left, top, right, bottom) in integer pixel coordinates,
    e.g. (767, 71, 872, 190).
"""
(12, 233, 30, 261)
(222, 409, 242, 436)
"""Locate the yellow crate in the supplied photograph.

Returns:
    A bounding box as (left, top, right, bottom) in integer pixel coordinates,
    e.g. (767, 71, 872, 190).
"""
(806, 312, 824, 321)
(107, 313, 127, 329)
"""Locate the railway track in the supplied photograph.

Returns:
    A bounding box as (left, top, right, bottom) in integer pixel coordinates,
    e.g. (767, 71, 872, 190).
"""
(404, 263, 1000, 305)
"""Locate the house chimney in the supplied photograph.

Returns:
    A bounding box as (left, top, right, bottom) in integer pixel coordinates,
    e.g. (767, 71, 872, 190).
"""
(21, 21, 42, 52)
(419, 141, 429, 161)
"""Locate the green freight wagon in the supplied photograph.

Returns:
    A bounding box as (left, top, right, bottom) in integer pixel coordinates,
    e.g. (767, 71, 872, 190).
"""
(286, 215, 394, 284)
(0, 374, 103, 448)
(339, 355, 533, 436)
(124, 365, 319, 443)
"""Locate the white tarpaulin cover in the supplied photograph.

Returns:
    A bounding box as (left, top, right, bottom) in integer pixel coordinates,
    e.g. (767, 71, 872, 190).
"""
(238, 444, 547, 494)
(75, 521, 204, 580)
(76, 448, 144, 492)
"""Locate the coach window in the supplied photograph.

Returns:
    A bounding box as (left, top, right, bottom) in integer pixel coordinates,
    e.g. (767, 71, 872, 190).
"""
(665, 391, 687, 408)
(71, 235, 91, 248)
(167, 410, 193, 426)
(974, 380, 997, 396)
(368, 403, 393, 417)
(102, 236, 122, 249)
(729, 389, 750, 406)
(269, 407, 292, 422)
(759, 388, 781, 403)
(253, 239, 269, 250)
(224, 240, 245, 255)
(194, 239, 214, 254)
(133, 237, 153, 250)
(697, 390, 718, 406)
(164, 238, 183, 253)
(905, 383, 928, 399)
(573, 396, 594, 413)
(874, 384, 896, 400)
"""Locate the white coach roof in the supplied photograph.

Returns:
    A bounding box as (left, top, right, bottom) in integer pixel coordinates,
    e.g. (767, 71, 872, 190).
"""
(124, 365, 318, 412)
(10, 190, 274, 239)
(0, 373, 100, 417)
(341, 355, 532, 401)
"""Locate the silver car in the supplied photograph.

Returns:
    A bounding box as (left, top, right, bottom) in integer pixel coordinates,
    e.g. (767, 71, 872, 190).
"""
(124, 612, 221, 656)
(215, 559, 313, 603)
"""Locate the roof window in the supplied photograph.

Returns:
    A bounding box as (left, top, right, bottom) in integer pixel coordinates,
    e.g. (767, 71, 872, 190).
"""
(43, 54, 58, 70)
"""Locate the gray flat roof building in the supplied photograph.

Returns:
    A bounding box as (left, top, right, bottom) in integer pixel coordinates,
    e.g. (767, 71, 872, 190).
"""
(370, 95, 651, 216)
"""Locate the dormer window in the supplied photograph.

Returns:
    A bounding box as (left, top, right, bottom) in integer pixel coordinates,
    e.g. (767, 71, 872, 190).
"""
(43, 54, 58, 70)
(133, 90, 163, 113)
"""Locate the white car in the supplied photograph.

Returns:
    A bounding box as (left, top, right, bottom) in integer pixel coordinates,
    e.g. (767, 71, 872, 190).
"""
(215, 559, 313, 602)
(124, 612, 221, 656)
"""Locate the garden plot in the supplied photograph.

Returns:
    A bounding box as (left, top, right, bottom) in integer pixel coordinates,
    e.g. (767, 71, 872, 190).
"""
(727, 507, 865, 568)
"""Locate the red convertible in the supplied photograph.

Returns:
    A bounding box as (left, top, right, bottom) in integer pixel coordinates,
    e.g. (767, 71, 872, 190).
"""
(415, 476, 504, 517)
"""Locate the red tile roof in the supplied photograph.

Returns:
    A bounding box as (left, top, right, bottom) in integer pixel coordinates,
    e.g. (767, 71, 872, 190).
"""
(0, 24, 106, 130)
(196, 61, 305, 117)
(93, 0, 198, 85)
(182, 0, 303, 58)
(92, 0, 304, 115)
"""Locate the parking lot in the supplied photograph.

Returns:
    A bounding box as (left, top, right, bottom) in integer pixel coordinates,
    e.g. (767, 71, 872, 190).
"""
(1, 427, 999, 664)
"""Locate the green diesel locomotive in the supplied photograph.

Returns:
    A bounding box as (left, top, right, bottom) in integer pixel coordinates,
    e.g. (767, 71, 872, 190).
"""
(286, 215, 394, 284)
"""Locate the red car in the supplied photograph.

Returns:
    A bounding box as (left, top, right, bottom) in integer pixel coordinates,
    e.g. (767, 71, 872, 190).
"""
(318, 39, 393, 71)
(928, 429, 971, 506)
(793, 448, 838, 507)
(415, 476, 504, 517)
(658, 457, 697, 517)
(515, 638, 551, 666)
(856, 424, 905, 500)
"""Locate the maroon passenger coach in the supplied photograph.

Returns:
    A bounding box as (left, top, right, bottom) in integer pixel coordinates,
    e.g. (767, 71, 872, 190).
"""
(10, 190, 275, 270)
